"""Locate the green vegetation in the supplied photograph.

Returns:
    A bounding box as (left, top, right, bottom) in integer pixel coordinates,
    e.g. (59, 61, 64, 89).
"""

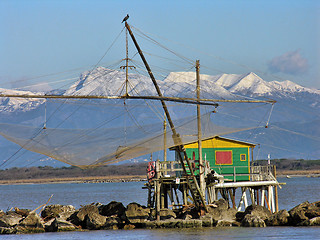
(0, 163, 148, 180)
(253, 159, 320, 170)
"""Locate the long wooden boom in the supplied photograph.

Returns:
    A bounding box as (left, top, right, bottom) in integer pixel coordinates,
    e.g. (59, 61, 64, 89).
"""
(0, 93, 275, 104)
(0, 93, 220, 106)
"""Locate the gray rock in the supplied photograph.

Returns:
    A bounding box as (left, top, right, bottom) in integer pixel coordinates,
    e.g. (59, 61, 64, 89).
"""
(104, 216, 121, 229)
(125, 202, 150, 224)
(266, 210, 290, 226)
(41, 204, 76, 221)
(216, 220, 233, 227)
(159, 208, 176, 220)
(288, 201, 320, 225)
(46, 218, 76, 232)
(0, 213, 22, 227)
(213, 199, 229, 210)
(177, 206, 200, 220)
(241, 214, 266, 227)
(244, 205, 271, 221)
(99, 201, 126, 219)
(205, 200, 237, 224)
(85, 212, 106, 230)
(14, 208, 31, 217)
(14, 225, 45, 234)
(71, 204, 99, 226)
(199, 216, 215, 227)
(220, 208, 237, 222)
(19, 212, 44, 228)
(0, 226, 16, 234)
(309, 216, 320, 226)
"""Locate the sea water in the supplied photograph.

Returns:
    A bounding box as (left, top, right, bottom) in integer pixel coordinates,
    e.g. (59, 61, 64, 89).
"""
(0, 177, 319, 239)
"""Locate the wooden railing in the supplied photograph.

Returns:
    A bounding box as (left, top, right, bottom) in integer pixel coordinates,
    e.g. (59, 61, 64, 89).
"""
(153, 160, 276, 182)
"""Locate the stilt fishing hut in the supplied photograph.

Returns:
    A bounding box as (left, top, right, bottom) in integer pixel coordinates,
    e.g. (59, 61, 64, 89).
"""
(146, 135, 282, 216)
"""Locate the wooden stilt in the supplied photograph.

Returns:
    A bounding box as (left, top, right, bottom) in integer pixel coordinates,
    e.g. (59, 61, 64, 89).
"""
(269, 186, 275, 213)
(207, 186, 212, 204)
(249, 188, 255, 205)
(243, 188, 248, 209)
(174, 186, 180, 207)
(264, 192, 271, 213)
(261, 187, 265, 207)
(168, 185, 174, 209)
(155, 180, 160, 221)
(238, 187, 248, 211)
(273, 166, 279, 212)
(183, 184, 188, 205)
(228, 188, 236, 209)
(214, 188, 218, 201)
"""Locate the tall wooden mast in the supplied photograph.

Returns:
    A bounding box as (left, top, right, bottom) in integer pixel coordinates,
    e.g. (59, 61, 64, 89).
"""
(124, 21, 208, 211)
(196, 60, 205, 196)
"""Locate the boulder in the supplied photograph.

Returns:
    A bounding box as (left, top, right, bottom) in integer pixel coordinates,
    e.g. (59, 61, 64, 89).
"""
(85, 212, 106, 230)
(216, 220, 233, 227)
(19, 212, 44, 228)
(309, 216, 320, 226)
(14, 225, 45, 234)
(123, 224, 135, 230)
(298, 216, 320, 226)
(177, 205, 199, 220)
(288, 201, 320, 225)
(314, 201, 320, 208)
(41, 204, 76, 221)
(199, 215, 215, 227)
(45, 218, 76, 232)
(213, 198, 229, 210)
(0, 226, 16, 234)
(220, 208, 237, 222)
(159, 208, 176, 220)
(241, 214, 266, 227)
(125, 202, 150, 224)
(14, 208, 31, 217)
(99, 201, 126, 219)
(266, 210, 290, 226)
(243, 205, 271, 221)
(235, 211, 246, 222)
(205, 199, 237, 224)
(0, 213, 22, 227)
(104, 216, 121, 229)
(70, 204, 99, 226)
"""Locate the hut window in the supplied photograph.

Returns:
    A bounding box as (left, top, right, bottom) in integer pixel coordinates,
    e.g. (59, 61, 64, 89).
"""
(215, 151, 232, 165)
(240, 154, 246, 161)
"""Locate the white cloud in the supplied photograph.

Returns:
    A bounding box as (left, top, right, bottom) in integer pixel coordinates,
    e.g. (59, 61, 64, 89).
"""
(268, 50, 308, 75)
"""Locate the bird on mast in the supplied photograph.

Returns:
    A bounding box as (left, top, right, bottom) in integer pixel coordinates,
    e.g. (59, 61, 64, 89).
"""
(122, 14, 129, 23)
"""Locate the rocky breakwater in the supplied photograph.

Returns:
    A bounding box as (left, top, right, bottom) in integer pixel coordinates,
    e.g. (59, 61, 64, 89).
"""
(1, 200, 320, 234)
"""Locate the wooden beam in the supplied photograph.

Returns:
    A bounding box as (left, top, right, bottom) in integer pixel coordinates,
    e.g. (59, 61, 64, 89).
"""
(0, 93, 218, 107)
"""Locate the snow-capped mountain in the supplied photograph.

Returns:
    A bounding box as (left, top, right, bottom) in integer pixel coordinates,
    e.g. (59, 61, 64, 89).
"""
(0, 88, 45, 113)
(0, 67, 319, 167)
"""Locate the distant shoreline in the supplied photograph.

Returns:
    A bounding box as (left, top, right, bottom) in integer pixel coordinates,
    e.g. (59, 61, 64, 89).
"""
(0, 169, 320, 185)
(0, 175, 147, 185)
(276, 169, 320, 178)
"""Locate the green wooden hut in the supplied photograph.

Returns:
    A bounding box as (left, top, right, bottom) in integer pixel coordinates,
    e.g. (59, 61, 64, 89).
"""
(182, 136, 256, 181)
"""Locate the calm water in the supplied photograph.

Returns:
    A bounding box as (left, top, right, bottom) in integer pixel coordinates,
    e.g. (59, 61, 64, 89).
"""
(0, 177, 319, 239)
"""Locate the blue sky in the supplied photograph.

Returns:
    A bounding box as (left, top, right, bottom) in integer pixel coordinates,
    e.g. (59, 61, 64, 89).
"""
(0, 0, 319, 90)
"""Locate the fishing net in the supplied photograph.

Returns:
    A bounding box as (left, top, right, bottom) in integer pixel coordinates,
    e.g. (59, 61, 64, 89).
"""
(0, 112, 254, 168)
(0, 67, 269, 168)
